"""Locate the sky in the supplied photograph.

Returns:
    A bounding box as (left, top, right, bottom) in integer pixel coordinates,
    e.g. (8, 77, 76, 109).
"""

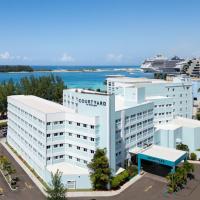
(0, 0, 200, 66)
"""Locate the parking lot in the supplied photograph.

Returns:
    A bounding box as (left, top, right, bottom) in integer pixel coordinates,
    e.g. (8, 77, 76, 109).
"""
(0, 143, 45, 200)
(71, 164, 200, 200)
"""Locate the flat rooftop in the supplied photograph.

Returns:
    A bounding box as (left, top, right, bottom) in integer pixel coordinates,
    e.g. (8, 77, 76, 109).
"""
(9, 95, 74, 114)
(65, 88, 109, 96)
(107, 77, 168, 84)
(47, 162, 89, 175)
(156, 117, 200, 130)
(139, 145, 186, 162)
(146, 96, 171, 100)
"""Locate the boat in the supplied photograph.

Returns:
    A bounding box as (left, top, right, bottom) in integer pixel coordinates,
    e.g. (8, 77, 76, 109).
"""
(141, 54, 184, 73)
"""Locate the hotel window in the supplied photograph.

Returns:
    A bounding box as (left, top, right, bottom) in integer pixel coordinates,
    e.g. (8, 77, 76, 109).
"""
(54, 144, 58, 148)
(47, 157, 51, 161)
(83, 136, 87, 140)
(68, 144, 72, 147)
(69, 156, 72, 159)
(47, 122, 50, 126)
(60, 144, 64, 147)
(84, 148, 87, 152)
(60, 155, 64, 159)
(91, 138, 95, 141)
(77, 123, 80, 126)
(59, 121, 64, 124)
(77, 158, 80, 162)
(68, 121, 72, 124)
(54, 133, 58, 136)
(91, 150, 94, 154)
(90, 125, 94, 129)
(54, 156, 58, 159)
(60, 132, 64, 136)
(69, 133, 72, 136)
(54, 122, 58, 125)
(77, 146, 80, 150)
(47, 145, 50, 149)
(84, 160, 87, 164)
(77, 134, 80, 138)
(47, 134, 50, 137)
(83, 124, 87, 128)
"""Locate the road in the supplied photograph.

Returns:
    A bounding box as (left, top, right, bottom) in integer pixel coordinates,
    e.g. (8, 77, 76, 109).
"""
(0, 143, 45, 200)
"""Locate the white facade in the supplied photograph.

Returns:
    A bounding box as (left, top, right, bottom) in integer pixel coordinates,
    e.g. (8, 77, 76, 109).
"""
(154, 117, 200, 159)
(107, 76, 193, 123)
(7, 87, 154, 189)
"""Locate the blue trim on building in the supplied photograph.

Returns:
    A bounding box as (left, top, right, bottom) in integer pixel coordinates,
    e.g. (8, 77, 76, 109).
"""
(137, 152, 187, 174)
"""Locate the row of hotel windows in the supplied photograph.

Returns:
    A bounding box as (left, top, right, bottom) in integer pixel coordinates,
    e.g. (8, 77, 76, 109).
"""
(47, 143, 95, 153)
(154, 112, 172, 116)
(47, 155, 88, 164)
(47, 121, 95, 129)
(8, 103, 45, 125)
(115, 110, 153, 124)
(8, 112, 45, 138)
(10, 126, 45, 150)
(7, 132, 45, 160)
(116, 136, 154, 158)
(154, 104, 172, 108)
(67, 132, 95, 141)
(167, 87, 190, 91)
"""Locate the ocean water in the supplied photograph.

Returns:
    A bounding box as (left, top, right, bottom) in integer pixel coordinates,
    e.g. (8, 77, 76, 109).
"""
(0, 66, 154, 89)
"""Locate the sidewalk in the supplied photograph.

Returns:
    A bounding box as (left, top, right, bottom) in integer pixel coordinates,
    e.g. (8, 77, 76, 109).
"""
(0, 138, 47, 196)
(67, 174, 143, 197)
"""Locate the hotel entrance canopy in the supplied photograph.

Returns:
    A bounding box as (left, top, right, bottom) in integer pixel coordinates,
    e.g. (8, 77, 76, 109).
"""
(136, 145, 187, 174)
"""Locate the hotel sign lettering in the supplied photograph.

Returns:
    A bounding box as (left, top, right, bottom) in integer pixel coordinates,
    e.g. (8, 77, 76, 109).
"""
(78, 98, 106, 107)
(145, 156, 166, 164)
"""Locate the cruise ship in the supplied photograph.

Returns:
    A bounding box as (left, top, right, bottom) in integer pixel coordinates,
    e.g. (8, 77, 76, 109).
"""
(141, 54, 184, 73)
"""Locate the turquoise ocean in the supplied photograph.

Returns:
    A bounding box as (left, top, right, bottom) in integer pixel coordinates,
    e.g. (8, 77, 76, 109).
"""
(0, 66, 153, 90)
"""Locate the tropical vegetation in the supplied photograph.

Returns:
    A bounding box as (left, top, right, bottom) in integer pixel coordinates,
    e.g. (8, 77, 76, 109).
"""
(87, 148, 111, 190)
(0, 155, 18, 189)
(166, 161, 194, 193)
(0, 75, 65, 118)
(176, 143, 189, 153)
(190, 152, 197, 160)
(0, 65, 33, 72)
(45, 170, 67, 200)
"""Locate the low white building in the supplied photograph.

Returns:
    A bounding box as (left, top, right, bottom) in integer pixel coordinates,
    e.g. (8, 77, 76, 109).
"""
(154, 117, 200, 158)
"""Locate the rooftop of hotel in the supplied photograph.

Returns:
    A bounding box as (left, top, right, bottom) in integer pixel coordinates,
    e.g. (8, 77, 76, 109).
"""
(9, 95, 75, 114)
(156, 117, 200, 130)
(139, 145, 186, 162)
(65, 88, 109, 96)
(146, 96, 171, 100)
(107, 76, 168, 84)
(47, 162, 89, 175)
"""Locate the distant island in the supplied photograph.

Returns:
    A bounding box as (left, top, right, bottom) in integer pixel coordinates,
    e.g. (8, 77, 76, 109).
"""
(0, 65, 33, 72)
(0, 65, 142, 73)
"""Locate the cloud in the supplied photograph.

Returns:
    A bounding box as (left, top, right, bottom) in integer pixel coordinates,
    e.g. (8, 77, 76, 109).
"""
(106, 53, 124, 62)
(60, 53, 75, 62)
(0, 51, 13, 60)
(0, 51, 29, 60)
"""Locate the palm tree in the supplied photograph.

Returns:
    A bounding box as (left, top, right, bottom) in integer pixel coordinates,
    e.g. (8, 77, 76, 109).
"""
(45, 170, 67, 200)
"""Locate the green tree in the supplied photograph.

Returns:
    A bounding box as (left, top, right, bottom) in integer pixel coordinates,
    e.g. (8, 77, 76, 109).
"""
(196, 112, 200, 120)
(190, 152, 197, 160)
(176, 143, 189, 153)
(87, 148, 111, 190)
(45, 170, 67, 200)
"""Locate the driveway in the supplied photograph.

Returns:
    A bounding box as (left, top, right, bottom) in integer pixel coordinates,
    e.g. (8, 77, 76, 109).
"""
(70, 164, 200, 200)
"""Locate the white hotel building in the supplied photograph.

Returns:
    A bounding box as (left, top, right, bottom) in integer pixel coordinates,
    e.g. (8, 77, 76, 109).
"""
(7, 75, 196, 189)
